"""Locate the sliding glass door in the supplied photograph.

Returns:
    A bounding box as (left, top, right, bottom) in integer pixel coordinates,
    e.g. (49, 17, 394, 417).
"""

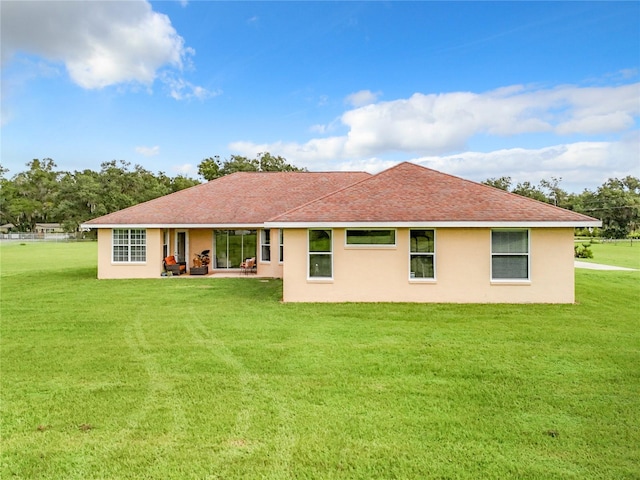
(214, 230, 257, 268)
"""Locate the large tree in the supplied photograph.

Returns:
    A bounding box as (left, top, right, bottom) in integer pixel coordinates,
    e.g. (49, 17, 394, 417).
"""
(483, 174, 640, 238)
(482, 176, 512, 191)
(197, 156, 222, 181)
(219, 155, 260, 175)
(2, 159, 200, 232)
(511, 181, 548, 203)
(256, 152, 304, 172)
(7, 159, 61, 230)
(53, 169, 105, 232)
(583, 176, 640, 238)
(197, 152, 306, 181)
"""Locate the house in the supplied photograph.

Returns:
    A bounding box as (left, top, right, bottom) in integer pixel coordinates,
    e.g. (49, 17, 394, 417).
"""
(82, 162, 600, 303)
(34, 223, 65, 234)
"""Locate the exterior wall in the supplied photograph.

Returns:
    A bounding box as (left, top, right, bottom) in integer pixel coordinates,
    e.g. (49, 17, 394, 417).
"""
(257, 228, 284, 278)
(98, 227, 269, 277)
(282, 227, 575, 303)
(97, 228, 163, 279)
(187, 229, 213, 271)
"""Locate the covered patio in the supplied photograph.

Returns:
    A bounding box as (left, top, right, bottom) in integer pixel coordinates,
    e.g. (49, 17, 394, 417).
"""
(165, 270, 274, 279)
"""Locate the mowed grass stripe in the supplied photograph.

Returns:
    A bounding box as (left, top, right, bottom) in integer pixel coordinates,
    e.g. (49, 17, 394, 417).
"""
(1, 241, 638, 479)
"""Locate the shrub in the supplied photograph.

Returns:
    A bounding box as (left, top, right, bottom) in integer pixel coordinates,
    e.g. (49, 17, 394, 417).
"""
(574, 243, 594, 258)
(575, 227, 601, 238)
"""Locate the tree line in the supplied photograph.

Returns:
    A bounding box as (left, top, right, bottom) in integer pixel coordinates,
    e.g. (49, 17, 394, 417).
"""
(197, 152, 306, 180)
(0, 153, 304, 234)
(1, 155, 638, 238)
(0, 159, 200, 233)
(482, 175, 640, 238)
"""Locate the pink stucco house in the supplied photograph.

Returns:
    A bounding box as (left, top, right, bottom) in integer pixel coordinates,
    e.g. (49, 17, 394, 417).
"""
(82, 162, 600, 303)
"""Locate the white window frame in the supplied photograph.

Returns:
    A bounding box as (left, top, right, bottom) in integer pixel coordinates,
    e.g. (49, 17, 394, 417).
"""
(490, 229, 530, 282)
(308, 229, 333, 281)
(409, 229, 436, 281)
(279, 229, 284, 264)
(260, 229, 271, 263)
(345, 228, 397, 248)
(162, 229, 169, 259)
(174, 230, 189, 264)
(112, 228, 146, 263)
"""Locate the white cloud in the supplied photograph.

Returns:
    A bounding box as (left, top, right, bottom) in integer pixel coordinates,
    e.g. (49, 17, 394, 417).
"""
(345, 89, 382, 107)
(228, 81, 639, 189)
(1, 109, 12, 127)
(230, 135, 639, 192)
(161, 72, 221, 100)
(135, 145, 160, 157)
(338, 83, 640, 157)
(1, 0, 210, 97)
(436, 140, 637, 191)
(309, 124, 328, 134)
(332, 158, 399, 173)
(230, 83, 639, 172)
(552, 84, 639, 134)
(397, 137, 637, 191)
(174, 163, 196, 175)
(309, 117, 341, 135)
(229, 137, 349, 170)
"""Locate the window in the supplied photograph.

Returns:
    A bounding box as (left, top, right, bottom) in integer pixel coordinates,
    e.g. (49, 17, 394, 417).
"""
(409, 229, 435, 279)
(261, 229, 271, 262)
(214, 230, 256, 269)
(162, 229, 169, 258)
(309, 229, 332, 278)
(346, 229, 396, 246)
(491, 230, 529, 280)
(113, 229, 146, 263)
(279, 229, 284, 263)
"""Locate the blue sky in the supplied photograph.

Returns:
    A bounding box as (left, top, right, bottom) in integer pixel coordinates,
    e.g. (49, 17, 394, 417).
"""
(2, 1, 639, 191)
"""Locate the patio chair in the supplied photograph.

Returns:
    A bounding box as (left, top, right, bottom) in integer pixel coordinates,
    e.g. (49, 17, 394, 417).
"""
(164, 255, 186, 275)
(240, 257, 256, 275)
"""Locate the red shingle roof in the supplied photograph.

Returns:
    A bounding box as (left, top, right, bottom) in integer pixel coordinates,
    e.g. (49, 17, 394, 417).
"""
(84, 162, 599, 227)
(84, 171, 371, 226)
(269, 162, 599, 224)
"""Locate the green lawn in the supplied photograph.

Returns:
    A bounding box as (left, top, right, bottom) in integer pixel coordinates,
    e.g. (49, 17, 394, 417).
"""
(1, 242, 639, 479)
(575, 241, 640, 269)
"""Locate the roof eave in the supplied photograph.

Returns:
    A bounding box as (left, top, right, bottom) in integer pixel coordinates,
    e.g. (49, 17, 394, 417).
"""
(265, 220, 603, 228)
(80, 223, 264, 230)
(83, 220, 603, 230)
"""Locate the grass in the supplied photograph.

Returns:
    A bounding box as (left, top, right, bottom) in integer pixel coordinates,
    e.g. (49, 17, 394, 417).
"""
(1, 241, 639, 479)
(575, 240, 640, 270)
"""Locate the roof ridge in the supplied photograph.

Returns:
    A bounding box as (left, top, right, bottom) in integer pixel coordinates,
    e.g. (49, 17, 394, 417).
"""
(83, 172, 245, 222)
(407, 162, 597, 220)
(86, 177, 213, 219)
(267, 161, 600, 224)
(268, 170, 376, 221)
(84, 163, 599, 226)
(84, 169, 373, 226)
(225, 170, 370, 175)
(441, 167, 599, 219)
(269, 162, 439, 221)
